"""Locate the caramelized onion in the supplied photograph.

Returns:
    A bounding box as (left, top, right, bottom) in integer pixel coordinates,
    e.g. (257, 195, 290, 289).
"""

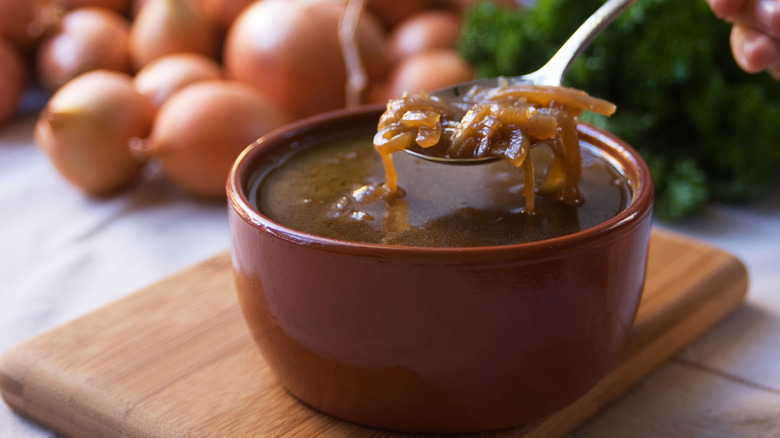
(487, 84, 616, 117)
(374, 84, 616, 208)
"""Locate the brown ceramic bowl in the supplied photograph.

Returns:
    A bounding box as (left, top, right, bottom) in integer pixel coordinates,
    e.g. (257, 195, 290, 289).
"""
(227, 105, 654, 434)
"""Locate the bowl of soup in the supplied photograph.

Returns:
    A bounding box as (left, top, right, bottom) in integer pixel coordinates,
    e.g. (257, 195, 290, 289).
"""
(227, 102, 653, 433)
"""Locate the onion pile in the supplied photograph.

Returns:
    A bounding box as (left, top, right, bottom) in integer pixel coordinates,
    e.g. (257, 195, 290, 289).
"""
(1, 0, 519, 199)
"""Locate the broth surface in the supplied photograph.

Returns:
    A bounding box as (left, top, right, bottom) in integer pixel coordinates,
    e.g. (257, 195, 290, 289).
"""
(252, 130, 630, 247)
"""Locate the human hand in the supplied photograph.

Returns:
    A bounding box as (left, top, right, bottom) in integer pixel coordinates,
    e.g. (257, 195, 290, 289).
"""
(707, 0, 780, 78)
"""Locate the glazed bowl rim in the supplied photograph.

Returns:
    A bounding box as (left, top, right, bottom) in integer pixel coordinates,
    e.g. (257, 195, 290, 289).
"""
(227, 104, 654, 260)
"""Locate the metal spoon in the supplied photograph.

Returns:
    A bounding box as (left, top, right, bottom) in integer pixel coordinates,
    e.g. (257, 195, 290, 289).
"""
(404, 0, 638, 164)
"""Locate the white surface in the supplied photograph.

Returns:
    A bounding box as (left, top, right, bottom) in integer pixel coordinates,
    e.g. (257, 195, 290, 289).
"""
(0, 115, 230, 437)
(1, 112, 779, 437)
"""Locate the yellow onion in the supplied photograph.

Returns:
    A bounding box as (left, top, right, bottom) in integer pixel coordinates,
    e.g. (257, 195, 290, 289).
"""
(133, 52, 222, 109)
(130, 0, 149, 16)
(135, 80, 291, 198)
(36, 7, 132, 92)
(224, 0, 389, 119)
(0, 36, 28, 126)
(366, 0, 439, 30)
(199, 0, 254, 32)
(443, 0, 523, 14)
(373, 49, 474, 102)
(386, 10, 462, 62)
(35, 70, 155, 195)
(0, 0, 56, 53)
(129, 0, 218, 70)
(55, 0, 132, 13)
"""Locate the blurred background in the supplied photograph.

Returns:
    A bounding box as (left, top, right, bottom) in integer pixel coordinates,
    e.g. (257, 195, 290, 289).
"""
(1, 0, 778, 219)
(1, 0, 779, 436)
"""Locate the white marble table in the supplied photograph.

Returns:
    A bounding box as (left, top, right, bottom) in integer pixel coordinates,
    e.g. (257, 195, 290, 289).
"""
(1, 112, 779, 437)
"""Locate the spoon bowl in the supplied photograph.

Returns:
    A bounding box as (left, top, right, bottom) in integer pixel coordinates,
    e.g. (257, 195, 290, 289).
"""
(403, 0, 638, 164)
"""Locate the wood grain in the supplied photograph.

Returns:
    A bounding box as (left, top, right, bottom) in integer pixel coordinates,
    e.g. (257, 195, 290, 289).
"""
(0, 229, 748, 437)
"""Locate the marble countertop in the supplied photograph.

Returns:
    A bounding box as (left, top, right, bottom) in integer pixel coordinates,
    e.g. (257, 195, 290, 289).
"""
(1, 113, 779, 437)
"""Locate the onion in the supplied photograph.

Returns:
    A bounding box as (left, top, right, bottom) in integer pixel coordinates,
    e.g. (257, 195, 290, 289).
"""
(55, 0, 131, 13)
(224, 0, 389, 119)
(135, 80, 291, 198)
(130, 0, 149, 16)
(34, 70, 155, 195)
(366, 0, 439, 30)
(200, 0, 254, 32)
(443, 0, 525, 13)
(386, 10, 462, 63)
(0, 36, 29, 126)
(0, 0, 56, 53)
(36, 7, 131, 92)
(133, 52, 222, 109)
(129, 0, 218, 70)
(373, 49, 474, 102)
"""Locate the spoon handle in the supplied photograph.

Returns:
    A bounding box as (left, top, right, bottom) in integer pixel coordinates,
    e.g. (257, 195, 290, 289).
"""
(523, 0, 639, 86)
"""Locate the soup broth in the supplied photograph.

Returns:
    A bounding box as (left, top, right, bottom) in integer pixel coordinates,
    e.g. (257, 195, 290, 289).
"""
(251, 129, 631, 247)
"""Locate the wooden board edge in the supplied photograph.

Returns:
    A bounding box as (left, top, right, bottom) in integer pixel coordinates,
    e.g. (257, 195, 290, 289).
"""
(0, 252, 234, 438)
(518, 234, 749, 437)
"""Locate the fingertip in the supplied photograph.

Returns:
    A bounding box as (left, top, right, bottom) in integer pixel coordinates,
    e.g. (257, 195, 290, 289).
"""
(730, 24, 779, 73)
(708, 0, 748, 18)
(769, 59, 780, 79)
(755, 0, 780, 38)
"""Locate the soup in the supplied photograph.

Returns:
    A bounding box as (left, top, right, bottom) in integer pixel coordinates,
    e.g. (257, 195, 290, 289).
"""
(229, 104, 654, 433)
(250, 128, 630, 247)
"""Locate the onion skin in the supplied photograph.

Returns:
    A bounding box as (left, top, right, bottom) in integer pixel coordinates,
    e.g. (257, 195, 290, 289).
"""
(140, 80, 291, 199)
(36, 7, 132, 92)
(129, 0, 218, 70)
(0, 36, 28, 126)
(200, 0, 254, 32)
(55, 0, 132, 13)
(133, 52, 222, 109)
(366, 0, 439, 30)
(373, 49, 475, 102)
(386, 10, 462, 63)
(443, 0, 525, 13)
(224, 0, 389, 120)
(130, 0, 149, 16)
(0, 0, 56, 53)
(35, 70, 154, 195)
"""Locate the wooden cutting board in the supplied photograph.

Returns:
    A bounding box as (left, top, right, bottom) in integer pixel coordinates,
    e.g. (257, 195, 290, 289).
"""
(0, 229, 748, 438)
